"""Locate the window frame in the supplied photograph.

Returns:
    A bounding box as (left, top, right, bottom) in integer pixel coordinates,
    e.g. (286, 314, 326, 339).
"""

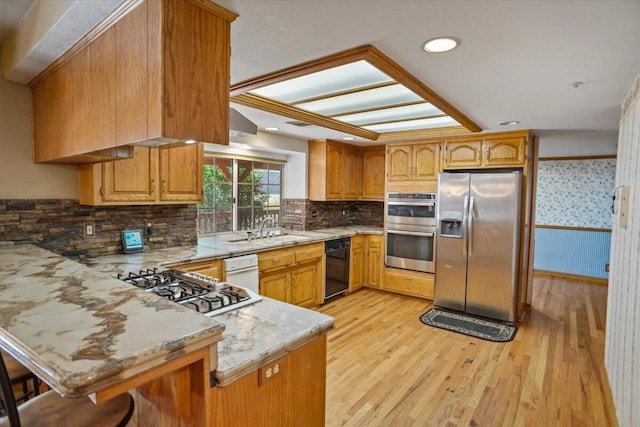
(199, 154, 284, 235)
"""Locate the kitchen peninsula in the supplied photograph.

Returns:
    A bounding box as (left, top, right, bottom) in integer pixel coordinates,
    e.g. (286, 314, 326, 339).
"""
(0, 244, 334, 426)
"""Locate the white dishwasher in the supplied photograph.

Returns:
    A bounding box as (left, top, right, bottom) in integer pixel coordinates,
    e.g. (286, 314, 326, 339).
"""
(223, 254, 260, 294)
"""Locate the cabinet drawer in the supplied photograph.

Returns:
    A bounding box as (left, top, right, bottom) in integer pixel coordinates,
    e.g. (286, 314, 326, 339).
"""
(350, 235, 364, 249)
(259, 250, 294, 272)
(384, 268, 434, 299)
(367, 235, 382, 249)
(294, 243, 324, 264)
(173, 259, 223, 280)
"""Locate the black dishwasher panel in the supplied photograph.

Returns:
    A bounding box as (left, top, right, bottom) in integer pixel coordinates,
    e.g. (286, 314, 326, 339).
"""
(325, 238, 350, 300)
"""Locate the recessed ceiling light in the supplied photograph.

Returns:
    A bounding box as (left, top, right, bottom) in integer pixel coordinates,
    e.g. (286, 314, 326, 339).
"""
(343, 137, 355, 141)
(422, 37, 459, 53)
(185, 139, 197, 144)
(498, 121, 520, 126)
(265, 127, 279, 131)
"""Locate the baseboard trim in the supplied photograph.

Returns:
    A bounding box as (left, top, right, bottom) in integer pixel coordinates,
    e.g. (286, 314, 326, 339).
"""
(533, 270, 608, 286)
(602, 365, 619, 427)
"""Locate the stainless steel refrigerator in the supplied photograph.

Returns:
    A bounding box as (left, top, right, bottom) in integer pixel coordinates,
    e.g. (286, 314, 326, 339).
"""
(435, 171, 521, 323)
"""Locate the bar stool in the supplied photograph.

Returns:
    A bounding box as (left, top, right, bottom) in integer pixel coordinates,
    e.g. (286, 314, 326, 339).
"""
(0, 351, 40, 409)
(0, 352, 134, 427)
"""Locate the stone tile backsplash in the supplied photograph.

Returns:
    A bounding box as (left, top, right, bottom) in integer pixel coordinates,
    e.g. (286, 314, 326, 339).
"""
(0, 198, 380, 257)
(282, 199, 383, 230)
(0, 199, 197, 257)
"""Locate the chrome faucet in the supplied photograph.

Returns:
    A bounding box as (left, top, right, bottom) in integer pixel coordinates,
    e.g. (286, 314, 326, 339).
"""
(258, 216, 276, 239)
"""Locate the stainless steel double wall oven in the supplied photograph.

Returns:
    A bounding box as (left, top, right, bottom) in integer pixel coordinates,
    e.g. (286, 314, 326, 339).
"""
(385, 192, 437, 273)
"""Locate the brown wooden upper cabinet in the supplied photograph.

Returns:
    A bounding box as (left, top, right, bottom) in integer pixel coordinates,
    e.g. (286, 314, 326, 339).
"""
(361, 147, 385, 200)
(78, 144, 204, 205)
(387, 141, 441, 182)
(443, 135, 526, 169)
(309, 140, 384, 201)
(30, 0, 236, 164)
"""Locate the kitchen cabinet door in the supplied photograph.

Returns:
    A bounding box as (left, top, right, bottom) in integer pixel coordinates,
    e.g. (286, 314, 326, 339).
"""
(413, 143, 440, 181)
(260, 271, 290, 303)
(350, 236, 365, 292)
(291, 263, 318, 308)
(365, 235, 383, 289)
(443, 140, 483, 169)
(361, 148, 385, 200)
(483, 137, 525, 166)
(159, 144, 204, 202)
(387, 145, 412, 181)
(343, 147, 361, 199)
(325, 142, 344, 199)
(102, 146, 158, 202)
(387, 142, 440, 183)
(384, 268, 434, 299)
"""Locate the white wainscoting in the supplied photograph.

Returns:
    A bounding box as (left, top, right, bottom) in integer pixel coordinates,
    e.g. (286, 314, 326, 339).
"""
(605, 72, 640, 427)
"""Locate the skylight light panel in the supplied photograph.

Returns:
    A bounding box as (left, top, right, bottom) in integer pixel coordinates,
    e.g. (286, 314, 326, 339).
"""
(250, 60, 393, 103)
(334, 103, 444, 125)
(363, 116, 460, 132)
(296, 84, 422, 116)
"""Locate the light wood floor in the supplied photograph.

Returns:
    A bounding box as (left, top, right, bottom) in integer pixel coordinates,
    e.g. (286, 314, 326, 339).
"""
(317, 275, 612, 426)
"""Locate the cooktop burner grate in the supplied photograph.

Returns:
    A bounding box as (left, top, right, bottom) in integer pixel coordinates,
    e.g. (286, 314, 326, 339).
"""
(118, 269, 261, 316)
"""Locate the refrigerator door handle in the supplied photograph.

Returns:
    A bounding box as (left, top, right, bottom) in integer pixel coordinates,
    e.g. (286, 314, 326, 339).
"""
(468, 196, 475, 256)
(462, 195, 469, 255)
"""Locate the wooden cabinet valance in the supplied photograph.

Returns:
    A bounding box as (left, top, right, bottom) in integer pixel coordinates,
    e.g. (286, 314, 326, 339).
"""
(31, 0, 236, 164)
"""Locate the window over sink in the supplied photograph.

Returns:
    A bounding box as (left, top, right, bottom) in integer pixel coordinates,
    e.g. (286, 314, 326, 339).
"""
(198, 155, 283, 235)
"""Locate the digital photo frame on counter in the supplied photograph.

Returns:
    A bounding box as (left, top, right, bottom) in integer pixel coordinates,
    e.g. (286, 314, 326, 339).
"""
(121, 229, 144, 254)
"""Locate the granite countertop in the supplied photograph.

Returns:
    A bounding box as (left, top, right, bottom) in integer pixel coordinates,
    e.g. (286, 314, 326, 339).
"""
(83, 225, 383, 277)
(0, 244, 224, 397)
(212, 298, 334, 386)
(31, 226, 375, 389)
(75, 226, 377, 386)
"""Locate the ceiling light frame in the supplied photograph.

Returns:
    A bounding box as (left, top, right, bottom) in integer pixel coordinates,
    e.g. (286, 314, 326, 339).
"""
(230, 45, 481, 142)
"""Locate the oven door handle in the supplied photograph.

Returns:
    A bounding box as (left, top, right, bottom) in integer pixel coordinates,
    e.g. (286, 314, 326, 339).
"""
(386, 229, 434, 237)
(387, 201, 436, 207)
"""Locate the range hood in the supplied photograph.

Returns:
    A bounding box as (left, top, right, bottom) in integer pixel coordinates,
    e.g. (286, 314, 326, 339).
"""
(131, 108, 258, 148)
(229, 108, 258, 139)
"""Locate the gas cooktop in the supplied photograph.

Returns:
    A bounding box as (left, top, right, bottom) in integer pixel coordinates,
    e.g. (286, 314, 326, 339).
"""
(118, 268, 262, 316)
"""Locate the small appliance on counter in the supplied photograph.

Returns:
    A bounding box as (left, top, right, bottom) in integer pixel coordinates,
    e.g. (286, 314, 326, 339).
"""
(119, 269, 262, 316)
(121, 229, 144, 254)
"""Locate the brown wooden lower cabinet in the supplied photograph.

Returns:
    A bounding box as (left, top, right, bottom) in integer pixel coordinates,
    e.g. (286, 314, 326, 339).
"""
(131, 335, 327, 426)
(258, 243, 324, 308)
(384, 267, 434, 299)
(172, 259, 223, 280)
(209, 335, 327, 427)
(363, 235, 383, 289)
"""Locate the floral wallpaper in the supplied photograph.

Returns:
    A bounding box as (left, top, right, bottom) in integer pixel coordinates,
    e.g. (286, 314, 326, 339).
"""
(535, 158, 616, 228)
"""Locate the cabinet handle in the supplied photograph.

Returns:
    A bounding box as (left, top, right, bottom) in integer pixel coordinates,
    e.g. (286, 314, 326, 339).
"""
(162, 180, 166, 192)
(99, 187, 103, 196)
(150, 179, 155, 194)
(274, 257, 281, 262)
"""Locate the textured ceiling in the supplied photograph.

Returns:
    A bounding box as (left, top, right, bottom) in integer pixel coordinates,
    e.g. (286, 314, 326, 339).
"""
(2, 0, 639, 153)
(217, 0, 640, 152)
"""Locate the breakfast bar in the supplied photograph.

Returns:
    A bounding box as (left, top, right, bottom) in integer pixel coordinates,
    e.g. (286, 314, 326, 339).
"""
(0, 244, 335, 426)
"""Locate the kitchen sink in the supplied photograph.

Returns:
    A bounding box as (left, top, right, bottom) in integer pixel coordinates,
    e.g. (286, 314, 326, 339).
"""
(228, 230, 301, 243)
